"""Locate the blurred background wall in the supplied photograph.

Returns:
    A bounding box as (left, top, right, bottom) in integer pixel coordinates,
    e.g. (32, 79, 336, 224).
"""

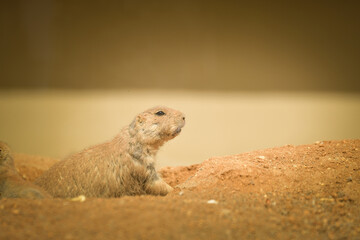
(0, 0, 359, 167)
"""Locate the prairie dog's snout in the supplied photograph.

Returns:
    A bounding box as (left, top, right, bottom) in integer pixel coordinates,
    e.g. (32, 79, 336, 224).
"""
(0, 142, 11, 163)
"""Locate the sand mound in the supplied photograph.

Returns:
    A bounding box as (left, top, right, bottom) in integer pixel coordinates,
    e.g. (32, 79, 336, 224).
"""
(172, 141, 359, 199)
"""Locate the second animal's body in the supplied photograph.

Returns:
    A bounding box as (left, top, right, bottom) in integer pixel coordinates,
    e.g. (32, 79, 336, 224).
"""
(0, 142, 50, 199)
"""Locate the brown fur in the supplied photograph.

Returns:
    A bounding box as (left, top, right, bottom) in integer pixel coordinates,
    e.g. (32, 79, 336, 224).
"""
(35, 106, 185, 198)
(0, 142, 51, 199)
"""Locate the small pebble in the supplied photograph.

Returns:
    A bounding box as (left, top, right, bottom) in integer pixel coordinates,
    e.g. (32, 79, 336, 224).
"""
(220, 208, 231, 216)
(257, 156, 266, 160)
(70, 195, 86, 202)
(320, 198, 334, 202)
(207, 199, 218, 204)
(179, 191, 184, 196)
(12, 209, 20, 214)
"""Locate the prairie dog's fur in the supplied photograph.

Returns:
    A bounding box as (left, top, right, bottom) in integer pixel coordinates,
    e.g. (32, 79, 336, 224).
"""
(35, 106, 185, 198)
(0, 142, 51, 199)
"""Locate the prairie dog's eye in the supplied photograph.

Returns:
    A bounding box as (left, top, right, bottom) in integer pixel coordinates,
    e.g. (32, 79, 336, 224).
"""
(155, 111, 165, 116)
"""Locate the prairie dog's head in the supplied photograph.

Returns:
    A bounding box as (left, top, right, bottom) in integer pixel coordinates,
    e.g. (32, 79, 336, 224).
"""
(0, 141, 13, 165)
(130, 106, 185, 146)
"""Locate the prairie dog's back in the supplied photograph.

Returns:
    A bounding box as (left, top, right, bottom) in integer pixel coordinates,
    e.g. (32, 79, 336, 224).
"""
(35, 136, 127, 197)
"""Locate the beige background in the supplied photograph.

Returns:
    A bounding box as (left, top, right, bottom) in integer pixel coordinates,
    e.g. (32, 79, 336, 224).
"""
(0, 1, 359, 167)
(0, 90, 359, 167)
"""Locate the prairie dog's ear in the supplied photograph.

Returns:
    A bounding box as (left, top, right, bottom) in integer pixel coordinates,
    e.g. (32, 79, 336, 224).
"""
(129, 115, 145, 131)
(136, 115, 145, 125)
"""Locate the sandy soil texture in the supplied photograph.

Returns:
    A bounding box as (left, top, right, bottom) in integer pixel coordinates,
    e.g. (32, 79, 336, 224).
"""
(1, 140, 359, 240)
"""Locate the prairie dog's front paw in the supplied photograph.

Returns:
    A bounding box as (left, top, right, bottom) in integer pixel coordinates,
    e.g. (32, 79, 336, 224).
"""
(146, 179, 173, 196)
(164, 183, 174, 193)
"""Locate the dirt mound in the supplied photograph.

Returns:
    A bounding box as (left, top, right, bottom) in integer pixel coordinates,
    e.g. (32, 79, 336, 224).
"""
(1, 139, 360, 240)
(13, 153, 59, 182)
(176, 141, 359, 199)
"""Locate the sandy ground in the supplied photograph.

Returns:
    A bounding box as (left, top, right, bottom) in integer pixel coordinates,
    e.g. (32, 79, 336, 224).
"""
(0, 139, 359, 240)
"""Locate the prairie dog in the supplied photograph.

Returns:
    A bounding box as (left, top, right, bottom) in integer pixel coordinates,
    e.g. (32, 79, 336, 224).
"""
(35, 106, 185, 198)
(0, 142, 50, 199)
